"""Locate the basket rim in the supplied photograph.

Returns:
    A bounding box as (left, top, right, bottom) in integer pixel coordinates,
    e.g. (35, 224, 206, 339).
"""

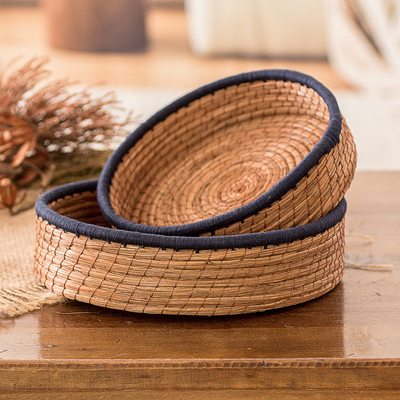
(36, 179, 346, 252)
(97, 69, 343, 236)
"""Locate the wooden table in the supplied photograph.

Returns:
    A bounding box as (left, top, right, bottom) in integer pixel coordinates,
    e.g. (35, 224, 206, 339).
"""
(1, 172, 399, 399)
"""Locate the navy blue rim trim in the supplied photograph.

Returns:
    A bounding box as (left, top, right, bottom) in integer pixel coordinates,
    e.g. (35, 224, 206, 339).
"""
(36, 180, 346, 252)
(97, 69, 342, 236)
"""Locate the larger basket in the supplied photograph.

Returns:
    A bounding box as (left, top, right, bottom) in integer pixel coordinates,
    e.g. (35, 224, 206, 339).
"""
(35, 179, 347, 316)
(97, 69, 356, 237)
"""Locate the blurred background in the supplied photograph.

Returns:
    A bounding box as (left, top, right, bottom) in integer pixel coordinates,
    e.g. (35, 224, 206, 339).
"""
(1, 0, 399, 171)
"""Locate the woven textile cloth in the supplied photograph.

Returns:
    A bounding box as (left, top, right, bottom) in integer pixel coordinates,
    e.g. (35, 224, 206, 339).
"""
(0, 207, 63, 317)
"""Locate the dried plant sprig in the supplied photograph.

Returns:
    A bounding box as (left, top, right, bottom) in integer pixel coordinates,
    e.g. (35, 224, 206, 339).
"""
(0, 56, 133, 208)
(0, 177, 25, 212)
(0, 113, 36, 167)
(0, 57, 51, 113)
(30, 83, 127, 157)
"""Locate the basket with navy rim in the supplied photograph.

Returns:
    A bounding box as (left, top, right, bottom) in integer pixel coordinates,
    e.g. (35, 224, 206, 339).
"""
(35, 179, 347, 316)
(97, 69, 356, 237)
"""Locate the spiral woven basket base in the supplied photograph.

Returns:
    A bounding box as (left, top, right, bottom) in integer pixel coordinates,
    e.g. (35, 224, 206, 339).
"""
(34, 185, 346, 316)
(105, 76, 356, 236)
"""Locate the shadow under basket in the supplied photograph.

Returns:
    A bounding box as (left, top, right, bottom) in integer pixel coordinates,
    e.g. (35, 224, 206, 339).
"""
(35, 180, 347, 316)
(97, 69, 356, 237)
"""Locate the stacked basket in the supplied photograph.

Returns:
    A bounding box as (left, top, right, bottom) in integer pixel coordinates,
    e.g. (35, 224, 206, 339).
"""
(34, 69, 357, 316)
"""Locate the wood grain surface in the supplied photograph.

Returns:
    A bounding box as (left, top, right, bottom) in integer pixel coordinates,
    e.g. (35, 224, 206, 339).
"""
(1, 171, 400, 398)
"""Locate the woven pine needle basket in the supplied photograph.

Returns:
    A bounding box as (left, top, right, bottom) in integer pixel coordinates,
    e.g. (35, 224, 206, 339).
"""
(35, 179, 347, 316)
(97, 69, 356, 237)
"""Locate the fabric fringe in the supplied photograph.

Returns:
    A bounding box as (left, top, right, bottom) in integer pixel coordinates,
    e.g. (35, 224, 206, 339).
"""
(0, 206, 65, 318)
(0, 284, 65, 317)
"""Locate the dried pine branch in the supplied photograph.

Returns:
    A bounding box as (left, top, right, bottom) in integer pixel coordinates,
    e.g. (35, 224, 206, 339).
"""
(0, 56, 133, 211)
(0, 57, 51, 113)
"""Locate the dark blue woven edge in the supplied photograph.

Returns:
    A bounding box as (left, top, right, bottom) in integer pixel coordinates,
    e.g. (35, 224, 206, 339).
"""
(36, 179, 346, 252)
(97, 69, 342, 236)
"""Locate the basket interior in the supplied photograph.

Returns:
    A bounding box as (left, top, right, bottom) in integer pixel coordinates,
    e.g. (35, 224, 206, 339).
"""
(49, 190, 111, 227)
(110, 80, 330, 228)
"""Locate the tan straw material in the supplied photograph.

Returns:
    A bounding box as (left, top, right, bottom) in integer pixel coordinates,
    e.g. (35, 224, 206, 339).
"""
(34, 181, 347, 316)
(98, 70, 356, 237)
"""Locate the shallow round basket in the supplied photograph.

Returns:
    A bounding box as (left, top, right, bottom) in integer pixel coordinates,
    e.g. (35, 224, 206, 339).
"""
(35, 179, 347, 316)
(97, 69, 356, 237)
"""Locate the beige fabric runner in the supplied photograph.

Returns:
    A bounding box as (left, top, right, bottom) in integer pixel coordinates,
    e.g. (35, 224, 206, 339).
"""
(0, 206, 64, 317)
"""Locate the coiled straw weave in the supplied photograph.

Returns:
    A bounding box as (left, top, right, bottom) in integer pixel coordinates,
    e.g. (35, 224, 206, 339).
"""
(98, 69, 356, 236)
(35, 180, 346, 316)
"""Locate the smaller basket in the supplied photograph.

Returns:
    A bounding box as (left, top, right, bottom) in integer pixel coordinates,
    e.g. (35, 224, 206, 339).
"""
(97, 69, 356, 237)
(35, 179, 347, 316)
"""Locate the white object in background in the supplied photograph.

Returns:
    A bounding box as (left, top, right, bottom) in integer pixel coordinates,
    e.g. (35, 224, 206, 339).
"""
(324, 0, 400, 171)
(335, 90, 400, 171)
(324, 0, 400, 91)
(185, 0, 327, 58)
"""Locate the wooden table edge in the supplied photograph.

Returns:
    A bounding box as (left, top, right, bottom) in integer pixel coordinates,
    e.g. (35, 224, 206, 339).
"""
(2, 357, 400, 392)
